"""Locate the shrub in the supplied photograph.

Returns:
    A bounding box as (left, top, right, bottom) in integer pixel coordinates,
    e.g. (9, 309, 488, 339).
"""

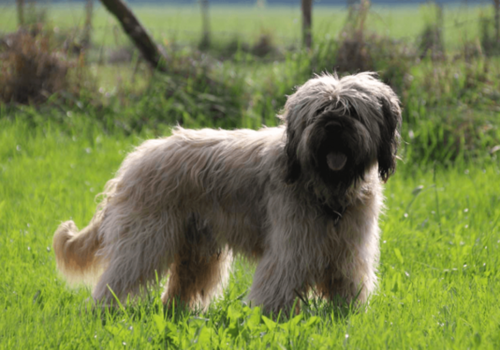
(331, 0, 414, 93)
(335, 0, 372, 73)
(403, 58, 500, 163)
(479, 15, 500, 56)
(417, 2, 445, 60)
(108, 50, 247, 132)
(0, 29, 69, 104)
(251, 33, 279, 58)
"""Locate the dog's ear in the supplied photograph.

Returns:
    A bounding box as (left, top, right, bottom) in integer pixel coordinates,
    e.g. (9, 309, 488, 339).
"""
(284, 125, 302, 184)
(377, 95, 401, 182)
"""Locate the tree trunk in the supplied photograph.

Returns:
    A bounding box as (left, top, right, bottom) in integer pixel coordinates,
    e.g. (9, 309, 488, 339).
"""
(17, 0, 24, 28)
(436, 2, 443, 29)
(435, 1, 444, 56)
(99, 0, 167, 71)
(301, 0, 312, 49)
(495, 0, 500, 43)
(200, 0, 210, 49)
(82, 0, 93, 47)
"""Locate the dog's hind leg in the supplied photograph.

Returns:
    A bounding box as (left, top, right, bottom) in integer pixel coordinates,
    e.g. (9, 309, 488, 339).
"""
(90, 213, 175, 306)
(161, 246, 232, 310)
(161, 214, 232, 310)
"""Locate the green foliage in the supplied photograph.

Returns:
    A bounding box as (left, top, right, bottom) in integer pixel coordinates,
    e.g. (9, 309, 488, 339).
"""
(0, 5, 489, 50)
(1, 118, 500, 348)
(23, 2, 49, 27)
(417, 2, 445, 61)
(403, 59, 500, 163)
(479, 13, 500, 57)
(1, 4, 500, 346)
(143, 52, 246, 129)
(2, 4, 499, 166)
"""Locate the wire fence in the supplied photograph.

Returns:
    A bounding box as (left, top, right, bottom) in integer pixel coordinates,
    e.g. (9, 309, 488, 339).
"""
(1, 1, 498, 78)
(1, 0, 497, 96)
(0, 0, 498, 149)
(0, 0, 495, 42)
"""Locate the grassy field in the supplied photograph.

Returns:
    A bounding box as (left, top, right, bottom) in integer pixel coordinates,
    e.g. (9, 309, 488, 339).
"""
(0, 3, 492, 49)
(1, 115, 500, 348)
(1, 2, 500, 349)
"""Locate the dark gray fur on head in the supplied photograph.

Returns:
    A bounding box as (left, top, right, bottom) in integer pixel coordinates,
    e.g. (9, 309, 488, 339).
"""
(282, 72, 401, 192)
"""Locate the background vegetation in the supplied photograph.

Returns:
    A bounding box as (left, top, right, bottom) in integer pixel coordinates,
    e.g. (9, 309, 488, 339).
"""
(1, 1, 499, 348)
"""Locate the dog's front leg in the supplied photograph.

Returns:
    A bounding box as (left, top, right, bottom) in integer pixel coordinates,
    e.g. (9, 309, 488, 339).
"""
(316, 218, 380, 307)
(248, 248, 309, 315)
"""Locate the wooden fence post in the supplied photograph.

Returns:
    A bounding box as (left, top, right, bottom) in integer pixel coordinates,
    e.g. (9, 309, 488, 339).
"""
(301, 0, 312, 49)
(200, 0, 210, 49)
(17, 0, 24, 28)
(495, 0, 500, 43)
(436, 1, 444, 51)
(83, 0, 93, 47)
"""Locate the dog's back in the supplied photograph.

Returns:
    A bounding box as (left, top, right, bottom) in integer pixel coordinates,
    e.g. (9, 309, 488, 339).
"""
(53, 126, 286, 303)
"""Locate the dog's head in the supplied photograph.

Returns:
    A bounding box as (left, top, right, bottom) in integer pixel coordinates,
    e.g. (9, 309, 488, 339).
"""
(281, 72, 401, 193)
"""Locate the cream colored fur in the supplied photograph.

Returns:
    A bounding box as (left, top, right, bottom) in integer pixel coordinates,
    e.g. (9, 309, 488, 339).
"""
(53, 72, 401, 313)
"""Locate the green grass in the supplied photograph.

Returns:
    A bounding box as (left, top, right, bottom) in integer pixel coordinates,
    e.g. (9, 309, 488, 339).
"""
(0, 3, 494, 49)
(1, 116, 500, 349)
(1, 2, 500, 348)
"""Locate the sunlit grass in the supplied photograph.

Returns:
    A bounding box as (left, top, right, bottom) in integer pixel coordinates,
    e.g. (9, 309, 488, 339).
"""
(1, 3, 499, 347)
(1, 117, 499, 348)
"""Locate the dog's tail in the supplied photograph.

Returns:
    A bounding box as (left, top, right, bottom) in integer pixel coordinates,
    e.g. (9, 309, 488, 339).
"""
(53, 219, 104, 285)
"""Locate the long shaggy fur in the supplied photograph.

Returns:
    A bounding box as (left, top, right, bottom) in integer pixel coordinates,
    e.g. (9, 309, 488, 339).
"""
(53, 72, 401, 313)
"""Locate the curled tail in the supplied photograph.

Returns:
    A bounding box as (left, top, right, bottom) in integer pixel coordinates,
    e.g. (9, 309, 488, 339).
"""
(53, 219, 103, 285)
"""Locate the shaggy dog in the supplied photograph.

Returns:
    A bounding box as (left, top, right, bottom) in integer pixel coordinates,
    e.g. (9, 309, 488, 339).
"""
(53, 72, 401, 313)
